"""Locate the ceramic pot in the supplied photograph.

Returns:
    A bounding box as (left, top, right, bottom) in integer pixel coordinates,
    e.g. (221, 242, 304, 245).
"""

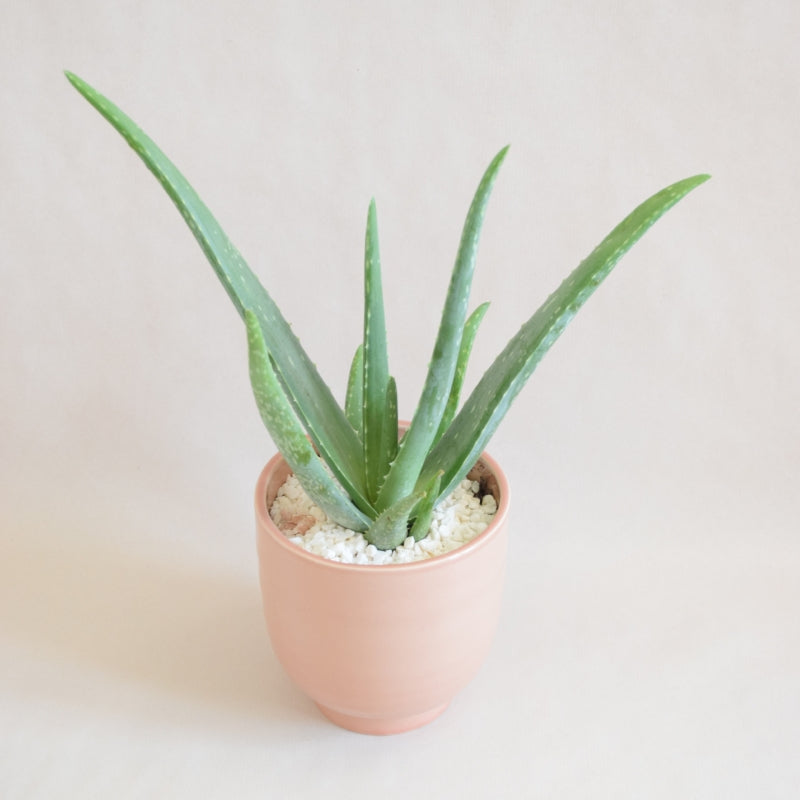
(254, 446, 509, 735)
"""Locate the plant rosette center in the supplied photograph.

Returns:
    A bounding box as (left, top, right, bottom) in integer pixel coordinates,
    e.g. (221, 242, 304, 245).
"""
(270, 468, 498, 565)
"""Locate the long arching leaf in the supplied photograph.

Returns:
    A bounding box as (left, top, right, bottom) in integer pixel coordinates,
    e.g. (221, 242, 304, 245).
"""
(420, 173, 711, 499)
(376, 146, 509, 511)
(65, 71, 369, 510)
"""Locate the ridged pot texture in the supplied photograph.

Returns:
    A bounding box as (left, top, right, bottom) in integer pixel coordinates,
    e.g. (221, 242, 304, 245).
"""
(254, 447, 509, 735)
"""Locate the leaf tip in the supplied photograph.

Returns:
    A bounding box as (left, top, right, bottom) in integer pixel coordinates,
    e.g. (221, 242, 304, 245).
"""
(64, 70, 84, 90)
(493, 144, 511, 167)
(243, 308, 261, 339)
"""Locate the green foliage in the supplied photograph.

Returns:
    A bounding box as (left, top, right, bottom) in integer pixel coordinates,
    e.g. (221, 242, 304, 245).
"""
(67, 71, 709, 550)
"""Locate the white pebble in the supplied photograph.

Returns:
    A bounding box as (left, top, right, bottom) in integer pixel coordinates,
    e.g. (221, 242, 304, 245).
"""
(269, 475, 498, 565)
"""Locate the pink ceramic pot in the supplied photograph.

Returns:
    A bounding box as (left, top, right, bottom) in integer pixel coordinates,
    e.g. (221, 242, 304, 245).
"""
(254, 447, 509, 735)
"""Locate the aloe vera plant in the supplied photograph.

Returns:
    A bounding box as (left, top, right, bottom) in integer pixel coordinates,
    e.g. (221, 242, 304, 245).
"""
(66, 71, 709, 550)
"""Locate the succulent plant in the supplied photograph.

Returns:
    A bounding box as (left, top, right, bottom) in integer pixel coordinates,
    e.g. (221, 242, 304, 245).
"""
(66, 71, 709, 550)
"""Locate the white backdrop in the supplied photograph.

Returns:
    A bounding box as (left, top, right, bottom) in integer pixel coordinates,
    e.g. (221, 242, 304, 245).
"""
(2, 1, 798, 797)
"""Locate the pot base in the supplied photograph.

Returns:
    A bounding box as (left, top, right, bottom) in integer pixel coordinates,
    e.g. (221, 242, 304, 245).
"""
(315, 701, 449, 735)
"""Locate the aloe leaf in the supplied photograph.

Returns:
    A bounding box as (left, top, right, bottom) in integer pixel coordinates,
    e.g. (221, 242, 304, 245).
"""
(381, 377, 399, 470)
(362, 199, 390, 501)
(65, 71, 368, 507)
(345, 344, 364, 438)
(409, 471, 442, 541)
(434, 301, 490, 443)
(364, 490, 424, 550)
(420, 173, 711, 499)
(245, 312, 373, 530)
(376, 146, 509, 511)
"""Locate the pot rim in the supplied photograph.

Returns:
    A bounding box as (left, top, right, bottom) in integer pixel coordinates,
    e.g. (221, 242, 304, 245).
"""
(254, 446, 510, 574)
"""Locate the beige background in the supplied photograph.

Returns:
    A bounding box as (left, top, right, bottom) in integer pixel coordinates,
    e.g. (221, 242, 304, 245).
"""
(2, 1, 798, 797)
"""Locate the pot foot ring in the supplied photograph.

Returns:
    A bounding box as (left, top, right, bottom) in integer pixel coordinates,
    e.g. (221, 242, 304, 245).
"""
(315, 702, 449, 735)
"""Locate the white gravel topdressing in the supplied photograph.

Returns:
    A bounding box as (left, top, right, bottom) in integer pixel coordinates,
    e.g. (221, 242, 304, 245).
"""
(270, 474, 498, 565)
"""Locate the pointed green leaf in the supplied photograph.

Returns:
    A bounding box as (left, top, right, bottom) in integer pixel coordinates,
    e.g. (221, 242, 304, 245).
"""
(245, 311, 373, 531)
(65, 71, 368, 506)
(409, 471, 443, 541)
(381, 376, 399, 472)
(421, 173, 711, 499)
(377, 146, 509, 510)
(434, 301, 490, 443)
(366, 488, 427, 551)
(345, 344, 364, 438)
(362, 199, 391, 501)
